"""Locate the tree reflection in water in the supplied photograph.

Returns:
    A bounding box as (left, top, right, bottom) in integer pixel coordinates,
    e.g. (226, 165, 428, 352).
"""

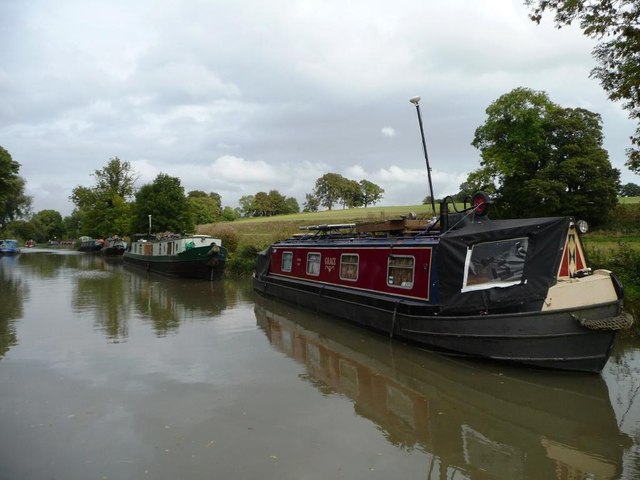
(0, 256, 24, 357)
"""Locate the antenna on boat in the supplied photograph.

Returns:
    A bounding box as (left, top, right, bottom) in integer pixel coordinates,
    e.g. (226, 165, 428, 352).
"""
(409, 96, 437, 217)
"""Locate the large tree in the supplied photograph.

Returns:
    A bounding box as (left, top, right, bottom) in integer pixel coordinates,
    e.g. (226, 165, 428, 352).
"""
(525, 0, 640, 173)
(238, 195, 256, 217)
(469, 87, 619, 225)
(70, 157, 136, 237)
(131, 173, 194, 234)
(314, 173, 347, 210)
(340, 179, 363, 209)
(359, 179, 384, 207)
(187, 190, 222, 225)
(283, 197, 300, 214)
(0, 146, 32, 230)
(31, 210, 65, 242)
(303, 193, 320, 212)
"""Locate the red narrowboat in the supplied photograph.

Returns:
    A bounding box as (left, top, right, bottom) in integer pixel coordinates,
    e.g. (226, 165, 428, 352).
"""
(253, 97, 633, 373)
(254, 202, 632, 372)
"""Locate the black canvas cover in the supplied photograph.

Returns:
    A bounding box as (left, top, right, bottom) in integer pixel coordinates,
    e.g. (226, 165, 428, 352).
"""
(436, 216, 571, 314)
(255, 247, 273, 279)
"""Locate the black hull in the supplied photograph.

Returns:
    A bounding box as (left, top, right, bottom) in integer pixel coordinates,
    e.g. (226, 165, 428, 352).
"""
(100, 247, 126, 256)
(123, 254, 225, 280)
(78, 245, 102, 253)
(253, 275, 619, 373)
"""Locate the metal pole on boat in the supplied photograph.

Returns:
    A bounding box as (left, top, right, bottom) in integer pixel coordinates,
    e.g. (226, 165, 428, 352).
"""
(409, 96, 437, 217)
(148, 215, 152, 237)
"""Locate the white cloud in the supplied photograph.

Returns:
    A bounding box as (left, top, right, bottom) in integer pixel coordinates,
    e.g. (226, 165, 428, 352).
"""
(208, 156, 278, 184)
(381, 127, 395, 138)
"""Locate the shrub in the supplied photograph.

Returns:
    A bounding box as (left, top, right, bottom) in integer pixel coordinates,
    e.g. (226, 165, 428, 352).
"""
(197, 224, 240, 253)
(588, 241, 640, 301)
(227, 244, 264, 276)
(603, 204, 640, 233)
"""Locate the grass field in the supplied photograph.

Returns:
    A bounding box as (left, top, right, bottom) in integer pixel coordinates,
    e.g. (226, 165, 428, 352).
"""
(228, 204, 436, 225)
(199, 204, 439, 248)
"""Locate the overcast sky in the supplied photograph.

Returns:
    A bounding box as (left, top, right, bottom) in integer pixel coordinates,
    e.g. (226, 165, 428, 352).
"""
(1, 0, 637, 217)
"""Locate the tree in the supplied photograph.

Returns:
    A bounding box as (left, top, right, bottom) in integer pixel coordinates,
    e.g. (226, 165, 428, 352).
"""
(470, 87, 619, 225)
(314, 173, 347, 210)
(620, 182, 640, 197)
(187, 190, 222, 225)
(525, 0, 640, 173)
(359, 180, 384, 207)
(253, 191, 270, 216)
(340, 179, 363, 209)
(31, 210, 64, 241)
(303, 193, 320, 212)
(238, 195, 255, 217)
(0, 146, 32, 231)
(70, 157, 136, 237)
(221, 206, 241, 221)
(93, 156, 136, 198)
(3, 219, 38, 242)
(266, 190, 287, 216)
(284, 197, 300, 214)
(452, 182, 478, 203)
(131, 174, 194, 234)
(63, 211, 82, 240)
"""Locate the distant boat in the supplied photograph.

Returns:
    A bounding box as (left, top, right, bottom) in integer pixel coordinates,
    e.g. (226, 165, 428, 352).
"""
(24, 239, 35, 248)
(78, 236, 104, 253)
(123, 233, 227, 280)
(0, 239, 21, 255)
(100, 237, 127, 256)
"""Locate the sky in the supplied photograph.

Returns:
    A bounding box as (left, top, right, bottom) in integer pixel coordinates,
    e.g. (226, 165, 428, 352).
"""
(1, 0, 637, 217)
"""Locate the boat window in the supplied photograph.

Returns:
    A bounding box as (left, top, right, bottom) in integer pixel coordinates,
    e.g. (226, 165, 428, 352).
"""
(281, 252, 293, 272)
(387, 255, 414, 288)
(306, 253, 321, 276)
(462, 237, 528, 292)
(340, 254, 359, 281)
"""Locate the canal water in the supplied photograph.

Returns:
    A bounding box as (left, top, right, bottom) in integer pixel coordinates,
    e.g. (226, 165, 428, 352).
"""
(1, 249, 639, 480)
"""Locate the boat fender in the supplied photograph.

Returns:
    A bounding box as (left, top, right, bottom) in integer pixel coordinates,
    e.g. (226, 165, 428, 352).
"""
(390, 300, 402, 338)
(316, 285, 326, 313)
(207, 244, 220, 255)
(575, 312, 634, 330)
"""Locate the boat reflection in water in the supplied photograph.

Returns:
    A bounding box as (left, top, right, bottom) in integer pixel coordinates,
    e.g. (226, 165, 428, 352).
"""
(255, 296, 630, 480)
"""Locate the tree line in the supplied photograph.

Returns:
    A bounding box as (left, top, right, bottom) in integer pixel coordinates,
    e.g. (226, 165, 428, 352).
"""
(0, 151, 388, 242)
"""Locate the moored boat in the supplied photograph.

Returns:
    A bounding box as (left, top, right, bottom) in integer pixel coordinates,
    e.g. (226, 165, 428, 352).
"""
(253, 99, 634, 373)
(78, 236, 104, 252)
(123, 233, 227, 280)
(100, 237, 127, 256)
(0, 239, 21, 255)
